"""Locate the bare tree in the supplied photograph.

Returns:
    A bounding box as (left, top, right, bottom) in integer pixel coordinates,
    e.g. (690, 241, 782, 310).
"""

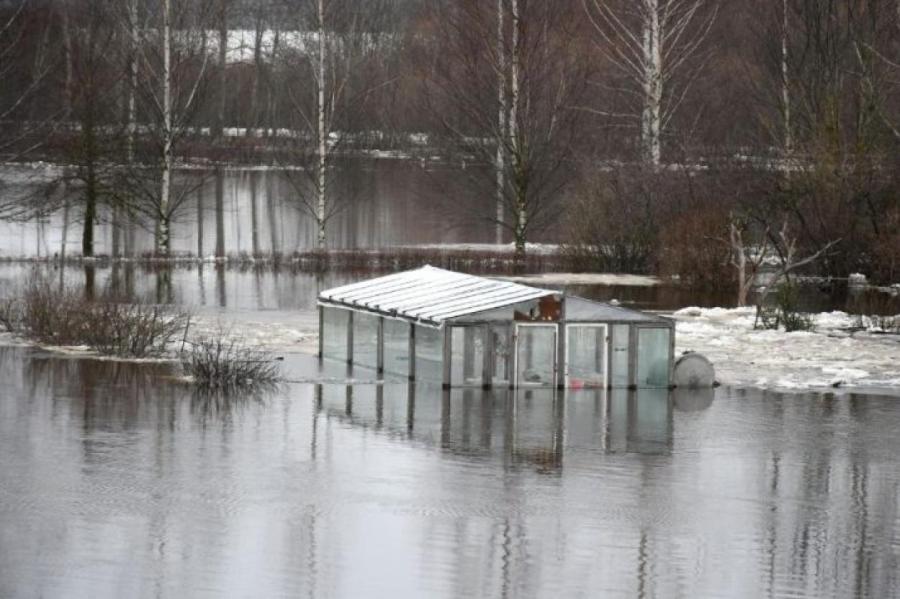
(59, 0, 124, 257)
(582, 0, 717, 165)
(426, 0, 589, 258)
(494, 0, 506, 244)
(0, 0, 54, 160)
(118, 0, 213, 256)
(779, 0, 792, 158)
(276, 0, 394, 250)
(728, 217, 770, 307)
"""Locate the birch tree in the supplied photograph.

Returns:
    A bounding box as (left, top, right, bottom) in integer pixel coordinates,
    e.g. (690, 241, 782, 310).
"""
(582, 0, 717, 166)
(427, 0, 589, 258)
(779, 0, 792, 158)
(494, 0, 506, 244)
(277, 0, 394, 250)
(118, 0, 213, 256)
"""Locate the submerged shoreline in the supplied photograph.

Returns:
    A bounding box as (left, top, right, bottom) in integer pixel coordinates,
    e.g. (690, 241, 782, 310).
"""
(4, 305, 898, 397)
(0, 244, 569, 274)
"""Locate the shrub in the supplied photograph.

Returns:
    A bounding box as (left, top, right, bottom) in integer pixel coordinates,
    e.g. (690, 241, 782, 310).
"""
(0, 298, 22, 332)
(755, 280, 815, 332)
(560, 169, 658, 273)
(16, 282, 189, 357)
(657, 208, 733, 289)
(21, 283, 92, 345)
(181, 335, 281, 390)
(81, 303, 188, 357)
(849, 291, 900, 333)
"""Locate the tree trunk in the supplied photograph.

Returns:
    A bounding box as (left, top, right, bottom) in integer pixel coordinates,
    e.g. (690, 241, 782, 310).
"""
(216, 1, 227, 140)
(730, 222, 752, 307)
(60, 199, 70, 261)
(250, 171, 260, 256)
(196, 185, 204, 257)
(111, 206, 121, 259)
(641, 0, 662, 166)
(780, 0, 792, 158)
(250, 9, 263, 135)
(82, 92, 98, 257)
(509, 0, 525, 260)
(127, 0, 138, 163)
(61, 2, 73, 120)
(316, 0, 328, 251)
(267, 28, 280, 139)
(60, 2, 73, 261)
(82, 168, 96, 257)
(125, 0, 138, 260)
(495, 0, 506, 245)
(158, 0, 172, 256)
(267, 175, 280, 254)
(215, 169, 226, 258)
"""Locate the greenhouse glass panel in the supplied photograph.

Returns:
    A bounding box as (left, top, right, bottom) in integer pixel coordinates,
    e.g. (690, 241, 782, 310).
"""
(353, 312, 379, 370)
(636, 328, 671, 388)
(322, 307, 349, 361)
(383, 318, 411, 378)
(515, 324, 557, 387)
(451, 327, 483, 387)
(566, 324, 607, 388)
(415, 325, 443, 383)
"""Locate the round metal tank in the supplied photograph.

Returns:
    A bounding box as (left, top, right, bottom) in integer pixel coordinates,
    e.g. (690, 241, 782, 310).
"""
(673, 353, 716, 389)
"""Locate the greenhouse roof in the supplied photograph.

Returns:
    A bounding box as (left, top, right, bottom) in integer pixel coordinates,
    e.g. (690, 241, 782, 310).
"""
(318, 265, 557, 326)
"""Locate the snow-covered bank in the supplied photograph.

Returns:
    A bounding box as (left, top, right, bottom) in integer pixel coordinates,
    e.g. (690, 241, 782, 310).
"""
(4, 298, 898, 394)
(192, 305, 900, 394)
(674, 307, 900, 392)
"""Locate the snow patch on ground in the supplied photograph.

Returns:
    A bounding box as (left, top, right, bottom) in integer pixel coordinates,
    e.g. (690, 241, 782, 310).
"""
(499, 272, 660, 287)
(673, 307, 900, 392)
(188, 308, 320, 355)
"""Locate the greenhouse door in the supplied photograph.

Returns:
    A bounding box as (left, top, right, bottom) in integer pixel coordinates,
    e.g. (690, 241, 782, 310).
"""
(514, 324, 558, 387)
(565, 324, 608, 388)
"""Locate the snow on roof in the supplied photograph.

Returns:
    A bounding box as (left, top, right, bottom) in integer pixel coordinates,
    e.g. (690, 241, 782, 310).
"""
(318, 266, 557, 326)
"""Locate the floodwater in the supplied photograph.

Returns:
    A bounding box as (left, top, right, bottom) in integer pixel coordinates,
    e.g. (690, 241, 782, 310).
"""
(0, 262, 872, 315)
(1, 346, 899, 598)
(0, 160, 507, 258)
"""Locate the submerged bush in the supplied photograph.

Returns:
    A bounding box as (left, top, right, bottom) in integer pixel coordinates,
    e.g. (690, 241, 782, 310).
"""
(14, 282, 188, 357)
(181, 336, 281, 390)
(81, 303, 188, 357)
(0, 298, 22, 333)
(850, 292, 900, 333)
(21, 283, 91, 344)
(560, 169, 658, 274)
(755, 280, 815, 332)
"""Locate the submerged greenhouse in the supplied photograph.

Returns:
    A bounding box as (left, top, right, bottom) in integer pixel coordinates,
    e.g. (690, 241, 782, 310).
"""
(318, 266, 675, 389)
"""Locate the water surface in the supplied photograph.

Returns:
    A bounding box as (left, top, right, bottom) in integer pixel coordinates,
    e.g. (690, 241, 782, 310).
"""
(1, 347, 898, 598)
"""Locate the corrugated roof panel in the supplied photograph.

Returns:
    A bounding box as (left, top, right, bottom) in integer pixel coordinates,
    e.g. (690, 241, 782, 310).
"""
(318, 266, 556, 325)
(413, 286, 546, 321)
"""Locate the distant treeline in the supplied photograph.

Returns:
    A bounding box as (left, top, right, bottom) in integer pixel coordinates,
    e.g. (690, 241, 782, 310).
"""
(0, 0, 897, 284)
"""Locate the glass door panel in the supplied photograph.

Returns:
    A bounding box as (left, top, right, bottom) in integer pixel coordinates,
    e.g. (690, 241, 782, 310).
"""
(636, 328, 671, 388)
(565, 324, 607, 388)
(515, 324, 557, 387)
